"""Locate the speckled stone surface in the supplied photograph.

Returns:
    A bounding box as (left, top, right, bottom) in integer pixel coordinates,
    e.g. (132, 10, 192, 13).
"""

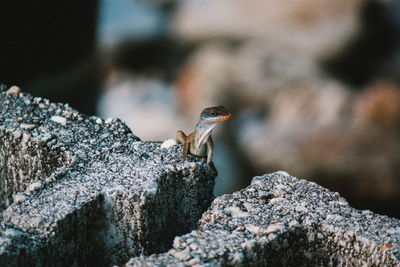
(126, 172, 400, 266)
(0, 85, 215, 266)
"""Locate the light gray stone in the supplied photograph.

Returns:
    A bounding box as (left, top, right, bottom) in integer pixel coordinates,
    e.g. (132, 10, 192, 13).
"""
(126, 172, 400, 266)
(0, 85, 215, 266)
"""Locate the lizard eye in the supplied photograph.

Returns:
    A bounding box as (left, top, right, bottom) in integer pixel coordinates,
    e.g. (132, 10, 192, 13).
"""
(210, 111, 216, 116)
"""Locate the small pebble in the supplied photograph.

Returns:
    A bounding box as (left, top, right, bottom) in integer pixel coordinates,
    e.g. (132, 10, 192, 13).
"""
(20, 123, 36, 130)
(161, 139, 177, 149)
(6, 85, 21, 96)
(50, 116, 67, 126)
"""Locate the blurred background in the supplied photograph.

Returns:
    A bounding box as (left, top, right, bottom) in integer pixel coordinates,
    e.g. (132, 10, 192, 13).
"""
(1, 0, 400, 218)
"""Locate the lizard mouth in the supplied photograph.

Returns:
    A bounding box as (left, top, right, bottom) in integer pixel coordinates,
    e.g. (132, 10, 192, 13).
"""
(204, 113, 232, 124)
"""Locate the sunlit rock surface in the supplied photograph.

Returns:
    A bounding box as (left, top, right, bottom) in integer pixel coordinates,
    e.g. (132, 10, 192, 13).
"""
(0, 85, 215, 266)
(127, 172, 400, 266)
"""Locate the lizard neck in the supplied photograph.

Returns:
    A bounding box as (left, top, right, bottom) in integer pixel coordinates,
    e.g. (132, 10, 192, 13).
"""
(194, 122, 217, 151)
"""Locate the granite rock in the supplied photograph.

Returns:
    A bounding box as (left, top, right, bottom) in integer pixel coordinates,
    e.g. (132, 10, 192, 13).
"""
(127, 172, 400, 266)
(0, 85, 215, 266)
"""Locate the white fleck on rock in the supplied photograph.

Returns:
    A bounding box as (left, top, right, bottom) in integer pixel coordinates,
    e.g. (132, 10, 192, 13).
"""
(250, 177, 264, 187)
(321, 223, 335, 233)
(30, 217, 44, 228)
(362, 210, 373, 216)
(269, 197, 285, 205)
(27, 181, 43, 193)
(13, 193, 28, 204)
(105, 117, 113, 124)
(241, 240, 256, 252)
(326, 214, 343, 221)
(354, 242, 361, 252)
(147, 182, 158, 195)
(13, 131, 22, 139)
(317, 233, 324, 239)
(350, 212, 361, 218)
(275, 184, 290, 192)
(356, 236, 370, 246)
(344, 230, 355, 238)
(96, 117, 103, 124)
(386, 227, 400, 234)
(161, 138, 177, 149)
(40, 132, 53, 142)
(6, 85, 21, 96)
(243, 202, 253, 212)
(112, 142, 121, 148)
(189, 162, 197, 170)
(164, 165, 175, 172)
(295, 205, 308, 213)
(276, 171, 290, 176)
(264, 223, 285, 234)
(245, 224, 262, 235)
(20, 123, 36, 130)
(189, 243, 198, 251)
(173, 237, 183, 248)
(231, 252, 244, 264)
(188, 257, 200, 265)
(224, 206, 248, 218)
(288, 220, 300, 228)
(171, 251, 191, 261)
(272, 190, 285, 197)
(34, 97, 42, 103)
(338, 240, 347, 247)
(50, 116, 67, 126)
(21, 133, 31, 145)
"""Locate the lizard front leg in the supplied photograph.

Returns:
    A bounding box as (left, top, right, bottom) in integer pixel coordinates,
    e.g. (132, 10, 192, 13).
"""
(176, 130, 195, 160)
(206, 136, 214, 165)
(176, 130, 186, 145)
(206, 136, 218, 175)
(176, 130, 188, 160)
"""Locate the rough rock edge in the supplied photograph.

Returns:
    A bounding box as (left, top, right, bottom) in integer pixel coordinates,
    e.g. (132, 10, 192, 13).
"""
(126, 172, 400, 266)
(0, 85, 216, 266)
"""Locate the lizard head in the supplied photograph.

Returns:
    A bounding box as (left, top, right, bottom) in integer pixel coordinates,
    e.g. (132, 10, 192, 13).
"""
(195, 105, 232, 148)
(199, 105, 232, 124)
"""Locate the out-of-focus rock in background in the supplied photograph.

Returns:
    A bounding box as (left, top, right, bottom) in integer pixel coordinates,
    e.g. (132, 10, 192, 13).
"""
(97, 75, 179, 141)
(2, 0, 400, 216)
(172, 0, 363, 59)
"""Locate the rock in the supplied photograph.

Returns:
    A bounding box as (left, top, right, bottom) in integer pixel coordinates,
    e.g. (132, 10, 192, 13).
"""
(6, 85, 21, 96)
(237, 78, 400, 216)
(161, 138, 177, 149)
(354, 81, 400, 132)
(237, 78, 352, 172)
(126, 172, 400, 266)
(0, 86, 215, 266)
(1, 86, 399, 266)
(50, 115, 67, 126)
(19, 123, 36, 130)
(173, 0, 364, 58)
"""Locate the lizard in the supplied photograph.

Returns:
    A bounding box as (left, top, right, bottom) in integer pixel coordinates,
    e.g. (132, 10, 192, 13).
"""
(176, 105, 232, 173)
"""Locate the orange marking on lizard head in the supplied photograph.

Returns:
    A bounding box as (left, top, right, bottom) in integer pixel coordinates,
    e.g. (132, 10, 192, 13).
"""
(199, 105, 232, 124)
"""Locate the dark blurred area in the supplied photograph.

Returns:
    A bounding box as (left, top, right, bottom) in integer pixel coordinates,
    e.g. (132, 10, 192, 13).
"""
(1, 0, 400, 218)
(322, 0, 400, 86)
(0, 2, 99, 115)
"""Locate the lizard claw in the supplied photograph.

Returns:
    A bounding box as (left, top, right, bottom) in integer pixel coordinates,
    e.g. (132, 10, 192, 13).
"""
(208, 162, 218, 176)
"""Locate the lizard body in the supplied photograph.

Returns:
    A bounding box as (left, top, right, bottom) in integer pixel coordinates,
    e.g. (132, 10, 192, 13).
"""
(176, 105, 232, 171)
